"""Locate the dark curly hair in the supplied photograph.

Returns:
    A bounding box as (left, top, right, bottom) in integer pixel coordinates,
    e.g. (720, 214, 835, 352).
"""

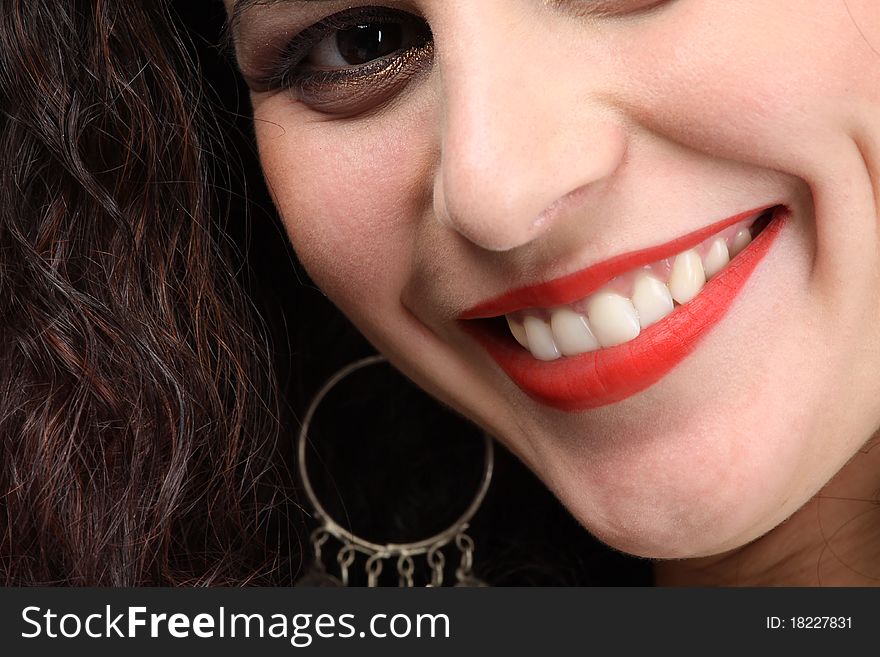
(0, 0, 303, 585)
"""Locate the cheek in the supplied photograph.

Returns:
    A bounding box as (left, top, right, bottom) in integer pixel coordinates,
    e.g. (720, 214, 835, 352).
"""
(618, 1, 880, 164)
(252, 96, 436, 317)
(619, 1, 880, 331)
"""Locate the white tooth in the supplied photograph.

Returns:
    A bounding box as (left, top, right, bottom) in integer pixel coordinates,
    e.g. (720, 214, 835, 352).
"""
(550, 308, 600, 356)
(729, 228, 752, 258)
(523, 316, 560, 361)
(586, 292, 641, 348)
(668, 250, 706, 304)
(703, 238, 730, 279)
(631, 274, 674, 328)
(506, 316, 529, 349)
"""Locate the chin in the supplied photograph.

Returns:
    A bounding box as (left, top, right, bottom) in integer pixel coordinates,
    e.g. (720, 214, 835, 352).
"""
(541, 411, 807, 560)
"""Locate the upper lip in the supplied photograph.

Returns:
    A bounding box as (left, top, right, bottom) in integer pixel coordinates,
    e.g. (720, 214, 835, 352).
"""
(458, 204, 778, 320)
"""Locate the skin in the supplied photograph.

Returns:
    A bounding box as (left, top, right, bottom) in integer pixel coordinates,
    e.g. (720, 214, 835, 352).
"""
(228, 0, 880, 584)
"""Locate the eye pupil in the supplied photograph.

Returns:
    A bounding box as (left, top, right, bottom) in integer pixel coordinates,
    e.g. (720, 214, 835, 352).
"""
(337, 23, 404, 65)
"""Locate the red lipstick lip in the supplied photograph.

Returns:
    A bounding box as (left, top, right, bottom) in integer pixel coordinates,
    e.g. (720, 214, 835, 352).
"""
(461, 206, 788, 411)
(459, 204, 779, 320)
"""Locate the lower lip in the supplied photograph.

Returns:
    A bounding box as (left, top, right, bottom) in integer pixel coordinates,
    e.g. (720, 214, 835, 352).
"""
(466, 208, 788, 411)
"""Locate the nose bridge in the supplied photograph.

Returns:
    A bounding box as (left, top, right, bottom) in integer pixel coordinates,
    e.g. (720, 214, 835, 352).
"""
(432, 4, 626, 252)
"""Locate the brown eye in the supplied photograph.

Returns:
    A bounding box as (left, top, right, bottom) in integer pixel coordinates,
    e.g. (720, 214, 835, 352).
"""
(334, 23, 405, 66)
(302, 16, 428, 71)
(267, 7, 433, 116)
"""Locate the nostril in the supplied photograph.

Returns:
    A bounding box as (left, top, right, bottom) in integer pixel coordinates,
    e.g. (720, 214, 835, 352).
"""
(432, 177, 548, 252)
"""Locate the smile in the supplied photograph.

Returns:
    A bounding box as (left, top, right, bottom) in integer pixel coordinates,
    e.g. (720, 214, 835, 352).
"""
(461, 205, 788, 410)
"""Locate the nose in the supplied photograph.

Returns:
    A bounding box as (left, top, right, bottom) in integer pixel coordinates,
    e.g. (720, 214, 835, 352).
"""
(431, 4, 626, 252)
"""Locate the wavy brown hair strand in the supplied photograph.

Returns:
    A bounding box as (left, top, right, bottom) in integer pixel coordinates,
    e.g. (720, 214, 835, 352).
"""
(0, 0, 298, 585)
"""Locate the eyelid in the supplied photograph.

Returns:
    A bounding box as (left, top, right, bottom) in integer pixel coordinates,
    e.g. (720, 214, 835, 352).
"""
(288, 43, 434, 117)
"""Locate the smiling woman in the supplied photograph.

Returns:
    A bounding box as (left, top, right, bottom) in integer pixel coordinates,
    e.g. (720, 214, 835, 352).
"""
(2, 0, 880, 586)
(226, 0, 880, 585)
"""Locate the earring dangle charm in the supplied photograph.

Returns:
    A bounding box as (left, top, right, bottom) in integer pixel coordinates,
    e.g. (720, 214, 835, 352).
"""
(452, 531, 489, 587)
(293, 529, 344, 587)
(293, 355, 494, 587)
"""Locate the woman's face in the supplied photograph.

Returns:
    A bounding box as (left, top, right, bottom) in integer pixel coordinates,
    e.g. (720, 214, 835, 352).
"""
(230, 0, 880, 558)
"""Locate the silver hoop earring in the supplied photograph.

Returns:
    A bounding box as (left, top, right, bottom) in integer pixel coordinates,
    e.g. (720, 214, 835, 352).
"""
(294, 355, 493, 587)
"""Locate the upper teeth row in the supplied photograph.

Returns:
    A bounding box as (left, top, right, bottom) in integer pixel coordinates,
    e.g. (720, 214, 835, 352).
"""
(505, 222, 756, 361)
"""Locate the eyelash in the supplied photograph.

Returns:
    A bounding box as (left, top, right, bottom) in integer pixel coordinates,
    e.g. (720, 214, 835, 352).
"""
(262, 6, 434, 116)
